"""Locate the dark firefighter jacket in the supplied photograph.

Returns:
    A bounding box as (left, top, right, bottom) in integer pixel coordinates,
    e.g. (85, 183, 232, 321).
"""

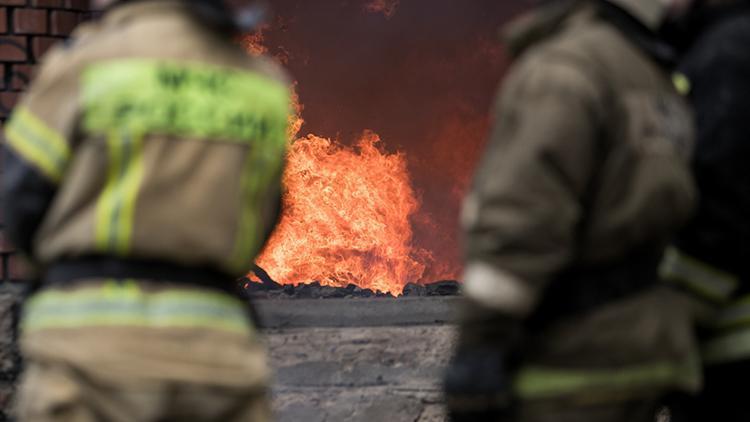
(662, 3, 750, 366)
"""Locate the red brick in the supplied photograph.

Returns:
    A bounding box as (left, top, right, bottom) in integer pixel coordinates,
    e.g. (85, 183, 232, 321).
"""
(0, 92, 19, 115)
(0, 232, 14, 254)
(66, 0, 89, 10)
(31, 36, 57, 61)
(32, 0, 65, 6)
(9, 64, 32, 90)
(0, 1, 27, 6)
(8, 254, 32, 281)
(0, 65, 4, 90)
(50, 10, 78, 36)
(0, 36, 27, 62)
(0, 8, 7, 34)
(13, 8, 47, 35)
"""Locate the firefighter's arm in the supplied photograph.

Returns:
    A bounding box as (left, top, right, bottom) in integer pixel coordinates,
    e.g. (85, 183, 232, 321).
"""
(1, 147, 58, 256)
(1, 47, 79, 257)
(445, 55, 605, 419)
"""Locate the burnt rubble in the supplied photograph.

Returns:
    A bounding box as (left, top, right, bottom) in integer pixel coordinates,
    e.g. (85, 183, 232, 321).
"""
(241, 278, 461, 300)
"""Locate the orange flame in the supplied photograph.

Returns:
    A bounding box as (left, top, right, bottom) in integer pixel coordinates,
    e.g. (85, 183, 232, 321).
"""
(257, 132, 429, 294)
(243, 33, 438, 294)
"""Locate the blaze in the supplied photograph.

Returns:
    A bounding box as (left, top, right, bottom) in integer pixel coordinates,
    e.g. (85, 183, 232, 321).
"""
(256, 132, 429, 294)
(240, 1, 519, 294)
(243, 36, 434, 295)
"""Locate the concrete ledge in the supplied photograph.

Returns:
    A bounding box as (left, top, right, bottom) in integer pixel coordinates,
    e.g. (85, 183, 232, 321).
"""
(266, 326, 456, 422)
(255, 296, 462, 328)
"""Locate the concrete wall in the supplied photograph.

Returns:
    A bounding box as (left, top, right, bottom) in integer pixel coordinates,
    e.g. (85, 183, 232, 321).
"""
(259, 298, 460, 422)
(267, 325, 456, 422)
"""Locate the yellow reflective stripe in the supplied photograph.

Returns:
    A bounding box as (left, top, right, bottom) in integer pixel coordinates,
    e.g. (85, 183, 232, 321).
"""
(712, 296, 750, 331)
(515, 354, 701, 400)
(82, 59, 290, 144)
(659, 247, 738, 303)
(4, 107, 70, 182)
(228, 146, 282, 273)
(673, 73, 691, 96)
(703, 329, 750, 365)
(229, 149, 261, 272)
(22, 280, 251, 334)
(95, 130, 145, 255)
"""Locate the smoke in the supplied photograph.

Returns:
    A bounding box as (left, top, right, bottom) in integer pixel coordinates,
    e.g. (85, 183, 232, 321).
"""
(260, 0, 528, 281)
(364, 0, 400, 18)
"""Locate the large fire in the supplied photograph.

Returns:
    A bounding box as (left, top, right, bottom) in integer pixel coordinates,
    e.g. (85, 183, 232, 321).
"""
(243, 1, 522, 294)
(244, 41, 433, 295)
(258, 132, 430, 294)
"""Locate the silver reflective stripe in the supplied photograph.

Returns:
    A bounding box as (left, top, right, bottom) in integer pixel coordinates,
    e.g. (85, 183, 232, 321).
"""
(462, 261, 536, 317)
(23, 281, 252, 334)
(515, 352, 702, 400)
(703, 329, 750, 365)
(713, 296, 750, 331)
(659, 247, 738, 303)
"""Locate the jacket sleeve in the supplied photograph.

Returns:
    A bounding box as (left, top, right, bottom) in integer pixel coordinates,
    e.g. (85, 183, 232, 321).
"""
(1, 146, 58, 256)
(462, 54, 606, 318)
(1, 46, 80, 257)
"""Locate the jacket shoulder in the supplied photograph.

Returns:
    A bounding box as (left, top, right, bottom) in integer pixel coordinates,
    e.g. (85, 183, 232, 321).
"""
(506, 21, 622, 103)
(542, 17, 636, 73)
(31, 21, 101, 87)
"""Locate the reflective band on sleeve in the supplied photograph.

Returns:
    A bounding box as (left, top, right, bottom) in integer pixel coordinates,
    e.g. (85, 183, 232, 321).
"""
(702, 329, 750, 365)
(4, 106, 70, 183)
(462, 261, 537, 317)
(659, 247, 738, 304)
(514, 353, 701, 400)
(82, 59, 290, 147)
(22, 281, 252, 334)
(712, 295, 750, 332)
(228, 146, 275, 273)
(95, 130, 145, 255)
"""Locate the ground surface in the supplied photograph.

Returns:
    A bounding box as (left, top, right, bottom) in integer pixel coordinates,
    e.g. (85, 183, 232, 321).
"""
(0, 284, 22, 422)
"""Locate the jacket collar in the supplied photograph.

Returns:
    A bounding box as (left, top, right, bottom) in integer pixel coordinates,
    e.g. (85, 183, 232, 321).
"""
(597, 0, 678, 67)
(503, 0, 677, 68)
(603, 0, 667, 30)
(103, 0, 191, 27)
(503, 0, 586, 59)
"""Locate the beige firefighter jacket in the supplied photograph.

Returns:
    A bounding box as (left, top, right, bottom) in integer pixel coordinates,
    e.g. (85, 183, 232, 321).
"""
(4, 0, 291, 277)
(462, 1, 696, 318)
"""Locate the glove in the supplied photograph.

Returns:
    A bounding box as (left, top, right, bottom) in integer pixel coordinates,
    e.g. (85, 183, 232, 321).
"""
(443, 299, 523, 421)
(444, 346, 514, 421)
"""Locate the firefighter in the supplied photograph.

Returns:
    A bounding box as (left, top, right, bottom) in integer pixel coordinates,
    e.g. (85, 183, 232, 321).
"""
(2, 0, 289, 420)
(444, 0, 703, 420)
(658, 1, 750, 420)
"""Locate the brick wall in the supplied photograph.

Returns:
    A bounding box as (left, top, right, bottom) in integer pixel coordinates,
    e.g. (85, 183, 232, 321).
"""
(0, 0, 92, 124)
(0, 0, 93, 276)
(0, 1, 92, 419)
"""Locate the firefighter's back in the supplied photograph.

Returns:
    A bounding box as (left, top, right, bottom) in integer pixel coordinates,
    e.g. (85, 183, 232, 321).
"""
(4, 2, 290, 421)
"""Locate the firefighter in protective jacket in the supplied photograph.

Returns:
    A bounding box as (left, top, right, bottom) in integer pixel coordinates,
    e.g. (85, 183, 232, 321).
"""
(2, 0, 289, 420)
(659, 1, 750, 420)
(445, 0, 702, 420)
